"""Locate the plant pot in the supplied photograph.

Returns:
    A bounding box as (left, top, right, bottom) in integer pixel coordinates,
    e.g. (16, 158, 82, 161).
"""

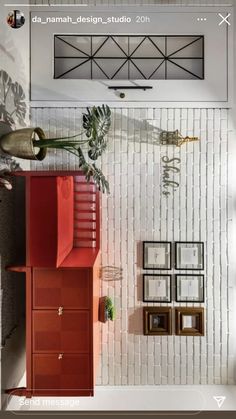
(0, 127, 47, 161)
(99, 297, 109, 323)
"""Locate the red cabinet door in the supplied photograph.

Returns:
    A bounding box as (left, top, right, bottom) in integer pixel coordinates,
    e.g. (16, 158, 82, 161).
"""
(33, 354, 91, 396)
(33, 269, 90, 309)
(33, 310, 90, 353)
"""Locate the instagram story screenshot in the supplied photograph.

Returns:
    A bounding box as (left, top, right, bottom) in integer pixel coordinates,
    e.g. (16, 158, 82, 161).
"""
(0, 0, 236, 417)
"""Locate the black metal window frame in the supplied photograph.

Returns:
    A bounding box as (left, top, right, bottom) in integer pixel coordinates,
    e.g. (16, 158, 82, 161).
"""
(54, 34, 204, 80)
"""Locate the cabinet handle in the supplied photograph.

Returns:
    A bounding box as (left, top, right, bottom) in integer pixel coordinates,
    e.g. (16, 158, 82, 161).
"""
(58, 306, 63, 315)
(58, 353, 63, 360)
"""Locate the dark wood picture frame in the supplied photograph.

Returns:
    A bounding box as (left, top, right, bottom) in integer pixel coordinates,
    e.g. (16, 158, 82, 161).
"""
(143, 274, 172, 303)
(175, 242, 204, 270)
(175, 274, 204, 303)
(143, 307, 172, 335)
(175, 307, 204, 336)
(143, 241, 172, 270)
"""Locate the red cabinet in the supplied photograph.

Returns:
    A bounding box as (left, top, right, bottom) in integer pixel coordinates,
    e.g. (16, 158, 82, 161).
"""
(29, 264, 99, 397)
(33, 269, 90, 309)
(33, 310, 90, 353)
(33, 354, 91, 396)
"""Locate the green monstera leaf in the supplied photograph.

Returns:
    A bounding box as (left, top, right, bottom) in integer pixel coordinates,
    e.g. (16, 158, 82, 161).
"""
(83, 105, 111, 162)
(83, 104, 111, 140)
(88, 136, 107, 160)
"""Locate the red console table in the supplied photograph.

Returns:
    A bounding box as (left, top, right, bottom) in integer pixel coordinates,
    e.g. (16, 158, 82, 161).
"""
(6, 171, 101, 397)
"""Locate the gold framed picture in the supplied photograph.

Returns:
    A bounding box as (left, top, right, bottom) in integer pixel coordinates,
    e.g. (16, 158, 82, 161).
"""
(143, 307, 172, 335)
(175, 307, 204, 336)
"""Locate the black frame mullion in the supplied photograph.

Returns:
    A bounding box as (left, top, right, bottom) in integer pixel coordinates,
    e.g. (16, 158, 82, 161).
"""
(90, 35, 92, 79)
(165, 36, 167, 79)
(128, 36, 130, 79)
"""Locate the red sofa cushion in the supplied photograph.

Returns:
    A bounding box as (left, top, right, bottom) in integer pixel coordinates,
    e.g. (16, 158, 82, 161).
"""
(29, 176, 74, 267)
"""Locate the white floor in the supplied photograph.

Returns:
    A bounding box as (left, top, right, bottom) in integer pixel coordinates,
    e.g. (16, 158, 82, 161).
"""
(6, 374, 236, 411)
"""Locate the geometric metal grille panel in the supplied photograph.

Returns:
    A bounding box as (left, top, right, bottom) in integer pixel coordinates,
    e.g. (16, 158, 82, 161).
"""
(54, 35, 204, 80)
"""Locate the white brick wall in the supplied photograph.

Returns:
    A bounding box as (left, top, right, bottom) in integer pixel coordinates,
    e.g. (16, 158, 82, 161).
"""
(31, 107, 235, 385)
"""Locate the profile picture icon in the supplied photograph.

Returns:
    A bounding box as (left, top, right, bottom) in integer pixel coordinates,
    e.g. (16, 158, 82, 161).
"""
(7, 10, 25, 29)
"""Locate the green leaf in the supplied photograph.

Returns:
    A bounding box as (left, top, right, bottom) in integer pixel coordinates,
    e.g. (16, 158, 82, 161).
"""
(105, 297, 113, 309)
(104, 297, 115, 321)
(88, 137, 107, 160)
(82, 105, 111, 141)
(91, 163, 110, 194)
(74, 147, 110, 194)
(108, 306, 115, 321)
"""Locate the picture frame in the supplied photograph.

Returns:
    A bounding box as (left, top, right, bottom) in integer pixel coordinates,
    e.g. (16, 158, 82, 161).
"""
(175, 307, 204, 336)
(175, 242, 204, 270)
(175, 274, 204, 302)
(143, 274, 171, 303)
(143, 307, 172, 335)
(143, 241, 172, 270)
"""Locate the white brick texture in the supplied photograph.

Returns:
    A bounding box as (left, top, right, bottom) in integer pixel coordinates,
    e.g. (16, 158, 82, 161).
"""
(31, 107, 234, 385)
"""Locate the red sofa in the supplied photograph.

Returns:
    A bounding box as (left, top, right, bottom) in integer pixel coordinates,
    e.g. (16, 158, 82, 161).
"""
(29, 175, 74, 267)
(22, 171, 100, 268)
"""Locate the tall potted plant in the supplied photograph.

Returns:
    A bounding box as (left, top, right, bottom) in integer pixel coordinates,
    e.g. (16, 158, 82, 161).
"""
(0, 105, 111, 193)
